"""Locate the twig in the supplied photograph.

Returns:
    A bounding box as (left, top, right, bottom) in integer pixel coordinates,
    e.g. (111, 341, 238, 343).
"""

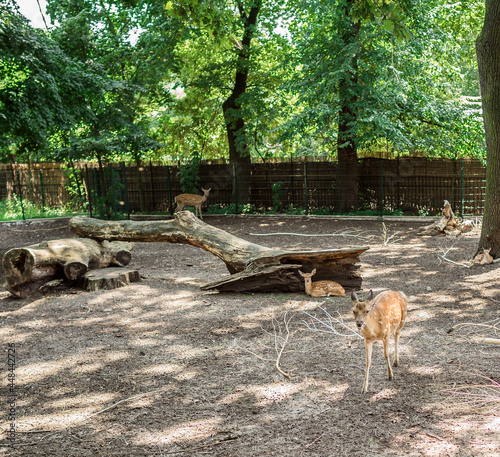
(437, 246, 472, 268)
(272, 312, 293, 379)
(302, 307, 363, 339)
(85, 388, 164, 420)
(483, 338, 500, 345)
(382, 222, 403, 246)
(447, 322, 500, 334)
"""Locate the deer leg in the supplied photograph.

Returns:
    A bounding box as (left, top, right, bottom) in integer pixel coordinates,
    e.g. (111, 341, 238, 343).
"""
(362, 340, 373, 392)
(393, 330, 401, 367)
(175, 202, 184, 213)
(383, 336, 394, 380)
(197, 205, 203, 219)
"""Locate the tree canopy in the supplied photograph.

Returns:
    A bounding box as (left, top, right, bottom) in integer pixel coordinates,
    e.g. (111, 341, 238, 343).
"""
(0, 0, 486, 167)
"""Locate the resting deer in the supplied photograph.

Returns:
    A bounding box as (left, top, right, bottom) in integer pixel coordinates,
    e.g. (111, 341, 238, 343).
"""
(472, 248, 493, 265)
(298, 269, 346, 297)
(174, 188, 211, 219)
(351, 290, 408, 392)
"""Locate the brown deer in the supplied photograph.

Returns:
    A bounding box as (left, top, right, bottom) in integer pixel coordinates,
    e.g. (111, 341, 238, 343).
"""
(298, 269, 346, 297)
(174, 188, 211, 219)
(351, 290, 408, 392)
(472, 248, 493, 265)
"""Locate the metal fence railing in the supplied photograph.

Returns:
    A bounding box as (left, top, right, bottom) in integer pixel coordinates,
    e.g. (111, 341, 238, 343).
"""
(0, 158, 487, 220)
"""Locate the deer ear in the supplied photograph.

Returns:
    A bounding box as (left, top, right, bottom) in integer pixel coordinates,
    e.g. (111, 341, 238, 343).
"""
(367, 290, 374, 301)
(298, 270, 304, 277)
(311, 268, 316, 275)
(351, 290, 359, 302)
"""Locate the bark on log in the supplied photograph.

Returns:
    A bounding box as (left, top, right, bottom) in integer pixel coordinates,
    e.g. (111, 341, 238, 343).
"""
(3, 239, 133, 298)
(69, 212, 369, 293)
(418, 200, 473, 236)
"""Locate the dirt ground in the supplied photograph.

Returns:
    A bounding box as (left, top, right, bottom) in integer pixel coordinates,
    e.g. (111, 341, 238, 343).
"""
(0, 215, 499, 457)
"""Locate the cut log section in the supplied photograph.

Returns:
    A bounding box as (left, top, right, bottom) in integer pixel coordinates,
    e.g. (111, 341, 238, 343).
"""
(78, 268, 141, 291)
(3, 239, 133, 298)
(418, 200, 474, 236)
(69, 212, 369, 293)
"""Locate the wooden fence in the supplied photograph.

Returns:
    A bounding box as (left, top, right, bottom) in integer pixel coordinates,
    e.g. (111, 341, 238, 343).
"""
(0, 158, 487, 217)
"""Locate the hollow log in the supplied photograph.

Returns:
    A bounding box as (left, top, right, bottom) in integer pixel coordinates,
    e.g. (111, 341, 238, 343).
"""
(3, 239, 133, 298)
(69, 212, 369, 293)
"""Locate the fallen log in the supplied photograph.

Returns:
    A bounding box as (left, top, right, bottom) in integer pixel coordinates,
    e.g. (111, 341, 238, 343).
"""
(418, 200, 473, 236)
(3, 239, 133, 298)
(69, 212, 369, 293)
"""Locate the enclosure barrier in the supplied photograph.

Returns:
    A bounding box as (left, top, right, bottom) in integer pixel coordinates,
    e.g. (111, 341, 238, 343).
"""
(0, 158, 487, 220)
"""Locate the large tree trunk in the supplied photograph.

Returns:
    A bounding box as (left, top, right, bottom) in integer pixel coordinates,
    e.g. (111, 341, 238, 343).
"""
(222, 1, 262, 204)
(476, 1, 500, 259)
(69, 211, 368, 293)
(334, 1, 360, 214)
(3, 239, 133, 298)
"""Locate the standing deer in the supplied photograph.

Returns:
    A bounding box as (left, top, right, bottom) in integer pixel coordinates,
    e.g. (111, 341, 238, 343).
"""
(174, 188, 211, 219)
(298, 269, 346, 297)
(351, 290, 408, 392)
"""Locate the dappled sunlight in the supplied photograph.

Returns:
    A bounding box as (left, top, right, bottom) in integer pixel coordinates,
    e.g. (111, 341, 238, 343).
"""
(408, 365, 444, 376)
(141, 363, 184, 375)
(249, 382, 305, 407)
(17, 348, 129, 383)
(367, 388, 399, 402)
(134, 418, 223, 446)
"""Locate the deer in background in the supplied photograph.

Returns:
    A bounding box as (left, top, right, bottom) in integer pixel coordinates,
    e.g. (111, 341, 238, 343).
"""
(298, 269, 346, 297)
(472, 248, 493, 265)
(351, 290, 408, 392)
(174, 188, 211, 219)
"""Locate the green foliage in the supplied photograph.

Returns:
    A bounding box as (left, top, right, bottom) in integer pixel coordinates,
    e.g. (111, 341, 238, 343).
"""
(89, 167, 128, 220)
(178, 151, 202, 194)
(0, 195, 72, 221)
(271, 181, 284, 212)
(0, 0, 487, 166)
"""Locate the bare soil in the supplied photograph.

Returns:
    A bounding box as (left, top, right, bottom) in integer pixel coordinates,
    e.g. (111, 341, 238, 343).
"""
(0, 215, 499, 457)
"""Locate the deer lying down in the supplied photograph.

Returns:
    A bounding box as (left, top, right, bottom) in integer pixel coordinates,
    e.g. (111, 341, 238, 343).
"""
(472, 248, 493, 265)
(351, 290, 408, 392)
(299, 269, 346, 297)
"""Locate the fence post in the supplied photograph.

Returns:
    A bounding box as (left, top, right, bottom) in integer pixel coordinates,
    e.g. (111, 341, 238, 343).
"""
(39, 170, 46, 211)
(460, 160, 464, 218)
(166, 165, 173, 215)
(304, 162, 309, 215)
(121, 162, 131, 219)
(110, 165, 118, 219)
(16, 170, 25, 220)
(232, 163, 239, 215)
(85, 165, 93, 218)
(379, 160, 384, 217)
(149, 159, 156, 213)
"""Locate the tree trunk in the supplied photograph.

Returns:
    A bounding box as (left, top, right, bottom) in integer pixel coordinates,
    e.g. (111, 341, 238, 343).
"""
(476, 1, 500, 258)
(334, 1, 360, 214)
(3, 239, 133, 298)
(222, 1, 262, 204)
(68, 211, 368, 293)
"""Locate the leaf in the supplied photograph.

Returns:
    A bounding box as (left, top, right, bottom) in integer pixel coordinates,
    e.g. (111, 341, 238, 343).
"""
(383, 19, 394, 32)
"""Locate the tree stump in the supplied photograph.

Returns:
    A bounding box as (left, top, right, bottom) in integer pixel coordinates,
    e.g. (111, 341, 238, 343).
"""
(69, 212, 369, 293)
(78, 268, 141, 291)
(418, 200, 474, 236)
(3, 239, 133, 298)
